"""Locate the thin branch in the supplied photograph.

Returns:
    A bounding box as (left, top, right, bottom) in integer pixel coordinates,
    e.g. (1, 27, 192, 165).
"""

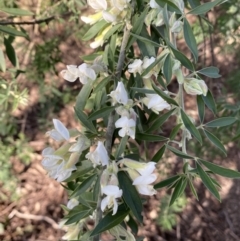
(0, 15, 56, 25)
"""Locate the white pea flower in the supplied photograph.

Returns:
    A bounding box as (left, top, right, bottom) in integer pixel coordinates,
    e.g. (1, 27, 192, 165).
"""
(184, 78, 208, 96)
(87, 0, 107, 10)
(46, 119, 70, 141)
(67, 198, 79, 210)
(115, 116, 136, 139)
(109, 82, 128, 105)
(81, 12, 103, 25)
(142, 94, 171, 114)
(86, 141, 109, 167)
(128, 59, 143, 76)
(149, 0, 161, 9)
(60, 65, 79, 82)
(62, 222, 83, 240)
(78, 63, 96, 84)
(101, 185, 123, 215)
(69, 136, 90, 153)
(102, 10, 116, 23)
(111, 0, 130, 11)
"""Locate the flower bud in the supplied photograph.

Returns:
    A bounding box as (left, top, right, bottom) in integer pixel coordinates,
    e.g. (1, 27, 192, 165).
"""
(184, 78, 208, 96)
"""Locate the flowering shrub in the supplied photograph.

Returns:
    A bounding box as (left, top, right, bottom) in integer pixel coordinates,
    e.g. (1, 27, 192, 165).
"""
(42, 0, 240, 240)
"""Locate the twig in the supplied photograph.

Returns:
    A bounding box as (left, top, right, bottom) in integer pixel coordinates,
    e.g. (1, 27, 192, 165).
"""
(8, 209, 59, 229)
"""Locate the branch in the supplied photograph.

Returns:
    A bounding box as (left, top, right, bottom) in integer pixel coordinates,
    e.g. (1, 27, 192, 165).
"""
(0, 16, 56, 25)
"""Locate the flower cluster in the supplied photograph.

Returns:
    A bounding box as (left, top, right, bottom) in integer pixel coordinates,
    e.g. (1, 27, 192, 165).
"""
(42, 119, 90, 182)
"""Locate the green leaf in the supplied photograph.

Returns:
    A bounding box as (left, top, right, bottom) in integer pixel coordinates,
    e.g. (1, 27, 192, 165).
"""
(80, 52, 102, 62)
(93, 76, 111, 93)
(183, 18, 198, 62)
(197, 95, 205, 123)
(169, 123, 182, 140)
(65, 208, 91, 225)
(4, 37, 18, 68)
(196, 162, 221, 201)
(71, 173, 97, 198)
(64, 164, 93, 182)
(155, 0, 182, 14)
(201, 90, 217, 115)
(131, 87, 155, 94)
(154, 175, 180, 189)
(115, 135, 128, 158)
(199, 159, 240, 178)
(146, 108, 176, 133)
(82, 20, 108, 41)
(0, 7, 33, 16)
(74, 107, 97, 133)
(166, 39, 194, 71)
(187, 0, 226, 15)
(104, 23, 123, 40)
(197, 66, 221, 78)
(188, 179, 199, 200)
(165, 144, 194, 159)
(130, 32, 161, 48)
(0, 26, 27, 37)
(152, 145, 166, 163)
(118, 171, 143, 222)
(205, 117, 236, 128)
(135, 133, 168, 142)
(163, 54, 172, 84)
(152, 83, 178, 106)
(180, 109, 202, 144)
(203, 129, 226, 155)
(93, 174, 101, 202)
(88, 106, 115, 121)
(90, 210, 129, 237)
(75, 82, 92, 111)
(169, 177, 187, 206)
(0, 48, 6, 72)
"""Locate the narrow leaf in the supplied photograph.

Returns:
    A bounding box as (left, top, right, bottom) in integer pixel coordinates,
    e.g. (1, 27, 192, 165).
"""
(187, 0, 226, 15)
(203, 129, 226, 155)
(4, 37, 18, 68)
(0, 48, 6, 72)
(152, 145, 166, 163)
(181, 109, 202, 144)
(135, 133, 168, 142)
(169, 123, 182, 140)
(0, 7, 33, 16)
(90, 210, 129, 237)
(166, 144, 194, 159)
(131, 87, 155, 94)
(0, 26, 27, 37)
(196, 162, 221, 201)
(88, 106, 115, 121)
(188, 179, 199, 200)
(93, 76, 111, 93)
(155, 0, 182, 14)
(130, 32, 161, 47)
(71, 173, 97, 197)
(169, 178, 186, 206)
(163, 54, 172, 84)
(183, 18, 198, 62)
(152, 83, 178, 106)
(154, 175, 180, 189)
(205, 117, 236, 128)
(118, 171, 143, 222)
(197, 66, 221, 78)
(74, 107, 97, 133)
(65, 209, 91, 225)
(146, 108, 176, 133)
(115, 135, 128, 158)
(200, 159, 240, 178)
(201, 90, 217, 115)
(197, 95, 205, 123)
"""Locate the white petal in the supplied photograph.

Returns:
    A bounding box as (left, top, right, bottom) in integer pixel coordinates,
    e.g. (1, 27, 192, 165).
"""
(102, 11, 116, 23)
(115, 116, 128, 128)
(136, 184, 156, 195)
(53, 119, 70, 141)
(133, 174, 157, 185)
(67, 198, 79, 209)
(137, 162, 156, 176)
(88, 0, 107, 10)
(101, 197, 108, 212)
(46, 129, 65, 141)
(42, 147, 55, 156)
(97, 141, 109, 166)
(112, 199, 118, 215)
(102, 185, 121, 196)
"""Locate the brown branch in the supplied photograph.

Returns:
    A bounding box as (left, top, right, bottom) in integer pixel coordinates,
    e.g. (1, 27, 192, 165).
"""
(0, 15, 56, 25)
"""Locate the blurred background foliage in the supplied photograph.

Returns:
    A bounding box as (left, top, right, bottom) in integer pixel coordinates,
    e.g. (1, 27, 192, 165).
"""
(0, 0, 240, 234)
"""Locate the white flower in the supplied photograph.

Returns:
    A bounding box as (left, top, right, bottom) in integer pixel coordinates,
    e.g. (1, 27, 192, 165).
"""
(69, 136, 90, 153)
(62, 222, 83, 240)
(111, 0, 130, 11)
(81, 12, 103, 25)
(128, 59, 143, 76)
(101, 185, 123, 215)
(142, 94, 171, 114)
(142, 56, 156, 78)
(109, 82, 128, 105)
(86, 141, 109, 167)
(115, 116, 136, 139)
(87, 0, 107, 10)
(133, 173, 157, 195)
(78, 63, 96, 84)
(102, 10, 116, 22)
(46, 119, 70, 141)
(184, 78, 208, 96)
(149, 0, 161, 9)
(60, 65, 79, 82)
(67, 198, 79, 210)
